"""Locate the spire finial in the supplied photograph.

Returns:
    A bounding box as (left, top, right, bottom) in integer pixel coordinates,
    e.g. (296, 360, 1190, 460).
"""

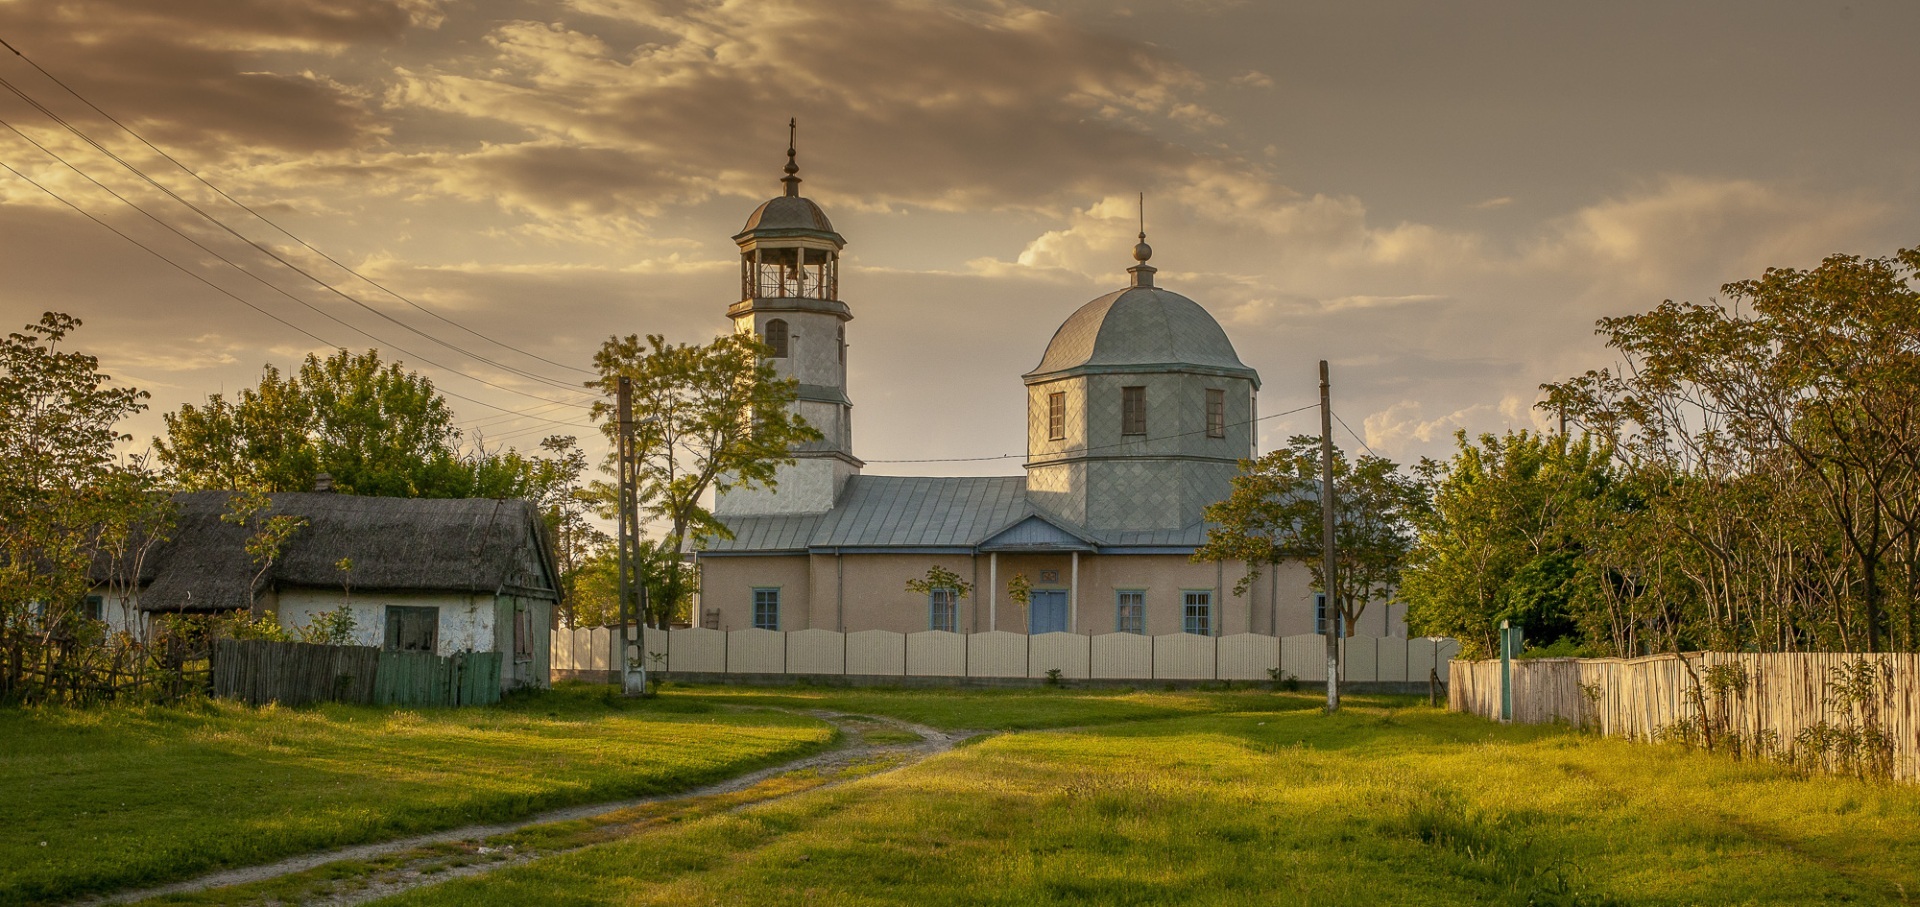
(781, 117, 801, 196)
(1128, 191, 1156, 287)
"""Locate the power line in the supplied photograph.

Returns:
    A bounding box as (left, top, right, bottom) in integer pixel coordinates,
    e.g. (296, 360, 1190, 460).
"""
(1331, 409, 1380, 459)
(0, 34, 595, 379)
(0, 67, 595, 401)
(0, 155, 592, 430)
(863, 401, 1318, 464)
(0, 117, 592, 411)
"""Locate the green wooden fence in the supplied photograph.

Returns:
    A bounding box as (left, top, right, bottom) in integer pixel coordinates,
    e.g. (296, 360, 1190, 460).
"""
(212, 640, 501, 707)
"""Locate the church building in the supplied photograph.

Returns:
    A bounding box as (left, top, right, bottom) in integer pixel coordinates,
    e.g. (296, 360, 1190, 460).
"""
(697, 137, 1399, 641)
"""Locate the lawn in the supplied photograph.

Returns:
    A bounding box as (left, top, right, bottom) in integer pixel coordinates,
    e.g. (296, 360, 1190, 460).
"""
(0, 685, 834, 906)
(372, 685, 1920, 907)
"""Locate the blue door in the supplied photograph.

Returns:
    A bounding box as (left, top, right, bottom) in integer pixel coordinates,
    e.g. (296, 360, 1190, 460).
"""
(1030, 590, 1069, 634)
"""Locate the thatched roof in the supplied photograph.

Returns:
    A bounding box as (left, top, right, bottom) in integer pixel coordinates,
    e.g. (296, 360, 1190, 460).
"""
(108, 492, 559, 612)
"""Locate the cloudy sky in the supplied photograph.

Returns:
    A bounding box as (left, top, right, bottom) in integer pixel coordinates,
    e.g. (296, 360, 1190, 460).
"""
(1, 0, 1915, 475)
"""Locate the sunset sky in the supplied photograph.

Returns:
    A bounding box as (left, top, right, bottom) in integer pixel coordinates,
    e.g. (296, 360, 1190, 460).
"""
(2, 0, 1915, 475)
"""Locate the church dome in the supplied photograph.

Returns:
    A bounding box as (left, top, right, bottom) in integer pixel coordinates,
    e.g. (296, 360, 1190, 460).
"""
(1025, 285, 1260, 387)
(739, 195, 837, 235)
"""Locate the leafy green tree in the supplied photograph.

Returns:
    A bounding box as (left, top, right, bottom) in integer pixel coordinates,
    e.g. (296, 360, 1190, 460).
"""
(1195, 436, 1424, 637)
(156, 349, 549, 499)
(0, 313, 160, 693)
(589, 333, 820, 627)
(1399, 431, 1620, 658)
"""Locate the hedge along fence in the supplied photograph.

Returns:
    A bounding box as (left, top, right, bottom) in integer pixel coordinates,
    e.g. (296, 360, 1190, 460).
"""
(211, 639, 502, 708)
(552, 627, 1459, 684)
(1451, 653, 1920, 782)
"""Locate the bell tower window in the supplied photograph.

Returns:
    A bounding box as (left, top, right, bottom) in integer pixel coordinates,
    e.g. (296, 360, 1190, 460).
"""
(1121, 386, 1146, 436)
(765, 319, 789, 358)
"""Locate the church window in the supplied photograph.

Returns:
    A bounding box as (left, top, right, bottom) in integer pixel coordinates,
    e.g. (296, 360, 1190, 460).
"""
(1115, 590, 1145, 634)
(1047, 392, 1065, 440)
(764, 319, 790, 358)
(1315, 593, 1345, 636)
(837, 325, 846, 364)
(928, 587, 959, 633)
(753, 588, 781, 630)
(1182, 591, 1212, 636)
(1206, 389, 1226, 438)
(1121, 386, 1146, 436)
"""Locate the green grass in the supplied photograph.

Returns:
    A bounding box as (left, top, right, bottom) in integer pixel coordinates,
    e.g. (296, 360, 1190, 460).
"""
(376, 687, 1920, 907)
(0, 684, 834, 906)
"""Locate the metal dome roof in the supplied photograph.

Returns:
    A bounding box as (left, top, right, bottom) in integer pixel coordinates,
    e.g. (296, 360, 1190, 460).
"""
(739, 195, 837, 235)
(1025, 285, 1259, 387)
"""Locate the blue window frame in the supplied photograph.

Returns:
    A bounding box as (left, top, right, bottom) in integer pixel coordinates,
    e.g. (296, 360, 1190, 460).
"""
(752, 588, 780, 630)
(928, 587, 958, 632)
(1115, 590, 1145, 634)
(1315, 593, 1345, 635)
(1182, 591, 1212, 636)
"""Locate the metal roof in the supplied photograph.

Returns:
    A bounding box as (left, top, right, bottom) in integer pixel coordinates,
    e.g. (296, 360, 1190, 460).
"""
(1024, 285, 1259, 387)
(701, 475, 1219, 555)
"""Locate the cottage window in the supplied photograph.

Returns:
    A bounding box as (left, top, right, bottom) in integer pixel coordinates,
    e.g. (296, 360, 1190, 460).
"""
(928, 587, 958, 633)
(83, 595, 103, 622)
(1206, 388, 1226, 438)
(764, 319, 790, 358)
(1047, 392, 1065, 440)
(1115, 590, 1145, 635)
(1121, 386, 1146, 436)
(385, 606, 439, 653)
(1182, 591, 1212, 636)
(753, 588, 781, 630)
(513, 604, 534, 662)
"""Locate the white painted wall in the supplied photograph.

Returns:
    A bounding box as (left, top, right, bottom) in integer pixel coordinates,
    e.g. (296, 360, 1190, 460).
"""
(276, 589, 496, 657)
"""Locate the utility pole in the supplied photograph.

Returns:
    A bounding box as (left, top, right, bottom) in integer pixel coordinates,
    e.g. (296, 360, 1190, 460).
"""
(615, 377, 648, 696)
(1319, 359, 1340, 712)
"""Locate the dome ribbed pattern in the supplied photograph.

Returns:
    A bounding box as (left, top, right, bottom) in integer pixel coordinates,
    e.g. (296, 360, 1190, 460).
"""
(1027, 286, 1255, 380)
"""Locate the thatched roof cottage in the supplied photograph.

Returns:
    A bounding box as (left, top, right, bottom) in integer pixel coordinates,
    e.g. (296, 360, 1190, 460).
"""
(95, 491, 559, 691)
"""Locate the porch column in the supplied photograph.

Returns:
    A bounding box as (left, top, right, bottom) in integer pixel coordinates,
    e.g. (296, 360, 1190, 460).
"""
(989, 552, 998, 632)
(1070, 551, 1079, 634)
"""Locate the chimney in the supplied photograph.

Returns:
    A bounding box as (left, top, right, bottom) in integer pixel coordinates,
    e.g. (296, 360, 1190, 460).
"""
(313, 472, 334, 493)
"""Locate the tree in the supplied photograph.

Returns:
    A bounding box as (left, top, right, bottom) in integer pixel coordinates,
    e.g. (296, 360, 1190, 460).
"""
(0, 313, 158, 694)
(156, 348, 549, 499)
(1194, 436, 1424, 638)
(1399, 430, 1621, 658)
(530, 436, 611, 628)
(1543, 247, 1920, 652)
(589, 332, 820, 627)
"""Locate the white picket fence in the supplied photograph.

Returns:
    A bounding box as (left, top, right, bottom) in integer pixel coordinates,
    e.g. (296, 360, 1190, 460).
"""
(552, 627, 1458, 684)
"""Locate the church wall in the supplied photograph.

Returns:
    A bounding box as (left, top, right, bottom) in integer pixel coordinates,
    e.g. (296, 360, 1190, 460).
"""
(699, 555, 811, 631)
(833, 552, 982, 635)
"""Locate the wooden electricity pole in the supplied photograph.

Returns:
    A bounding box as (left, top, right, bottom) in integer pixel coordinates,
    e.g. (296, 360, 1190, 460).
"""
(615, 377, 648, 696)
(1319, 359, 1341, 712)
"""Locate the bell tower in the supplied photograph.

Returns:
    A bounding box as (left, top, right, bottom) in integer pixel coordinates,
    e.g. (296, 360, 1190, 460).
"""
(715, 121, 861, 516)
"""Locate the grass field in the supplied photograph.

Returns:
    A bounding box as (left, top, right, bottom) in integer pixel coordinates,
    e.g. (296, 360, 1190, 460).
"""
(0, 686, 834, 906)
(370, 684, 1920, 907)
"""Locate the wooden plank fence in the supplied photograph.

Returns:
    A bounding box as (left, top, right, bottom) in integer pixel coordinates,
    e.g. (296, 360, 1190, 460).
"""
(212, 640, 500, 708)
(1451, 653, 1920, 782)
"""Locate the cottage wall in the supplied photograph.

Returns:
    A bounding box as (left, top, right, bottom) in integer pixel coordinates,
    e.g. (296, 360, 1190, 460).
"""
(276, 589, 494, 657)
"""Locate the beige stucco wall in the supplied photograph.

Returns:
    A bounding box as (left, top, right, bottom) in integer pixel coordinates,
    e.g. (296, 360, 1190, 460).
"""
(696, 550, 1382, 639)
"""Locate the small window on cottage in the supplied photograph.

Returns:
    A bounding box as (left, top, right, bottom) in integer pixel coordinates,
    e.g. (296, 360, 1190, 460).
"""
(1115, 590, 1145, 635)
(83, 595, 104, 622)
(1206, 388, 1226, 438)
(1047, 392, 1065, 441)
(928, 587, 958, 633)
(753, 588, 781, 630)
(764, 319, 790, 358)
(513, 604, 533, 661)
(1121, 386, 1147, 436)
(385, 606, 439, 653)
(1182, 591, 1212, 636)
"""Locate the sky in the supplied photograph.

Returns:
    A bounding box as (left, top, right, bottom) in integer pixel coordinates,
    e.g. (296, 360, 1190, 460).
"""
(1, 0, 1915, 477)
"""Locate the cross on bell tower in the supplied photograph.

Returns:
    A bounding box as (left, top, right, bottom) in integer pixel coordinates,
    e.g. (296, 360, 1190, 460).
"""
(715, 120, 862, 517)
